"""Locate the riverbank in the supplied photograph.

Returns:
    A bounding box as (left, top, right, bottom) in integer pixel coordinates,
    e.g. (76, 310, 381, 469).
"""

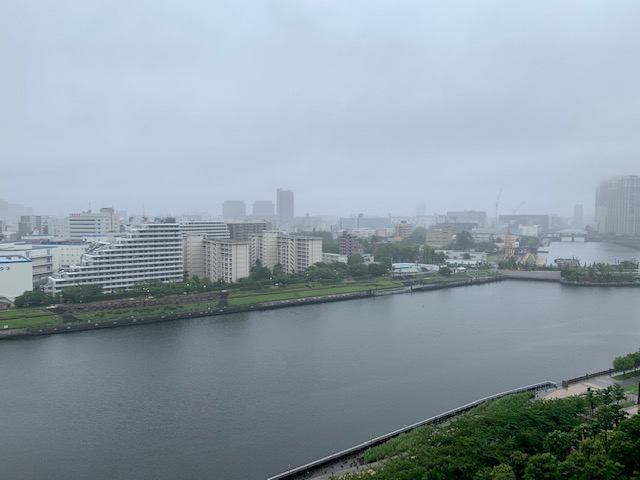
(0, 275, 506, 340)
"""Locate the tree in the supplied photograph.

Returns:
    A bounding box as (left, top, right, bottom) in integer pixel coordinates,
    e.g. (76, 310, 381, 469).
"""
(439, 266, 452, 276)
(475, 464, 516, 480)
(612, 355, 634, 375)
(523, 453, 561, 480)
(14, 288, 54, 308)
(347, 254, 364, 265)
(410, 226, 426, 244)
(60, 284, 103, 303)
(455, 230, 474, 250)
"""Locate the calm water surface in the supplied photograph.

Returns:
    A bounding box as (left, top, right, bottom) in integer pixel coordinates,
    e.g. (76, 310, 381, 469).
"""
(1, 282, 640, 479)
(545, 241, 639, 265)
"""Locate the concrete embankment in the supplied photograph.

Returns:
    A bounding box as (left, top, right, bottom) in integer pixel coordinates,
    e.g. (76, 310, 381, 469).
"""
(266, 381, 557, 480)
(0, 276, 506, 341)
(498, 270, 561, 282)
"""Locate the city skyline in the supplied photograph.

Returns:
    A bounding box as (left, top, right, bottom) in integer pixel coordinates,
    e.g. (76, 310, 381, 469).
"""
(2, 1, 640, 218)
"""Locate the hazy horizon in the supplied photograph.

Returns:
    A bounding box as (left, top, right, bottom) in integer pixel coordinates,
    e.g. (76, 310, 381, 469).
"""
(2, 1, 639, 218)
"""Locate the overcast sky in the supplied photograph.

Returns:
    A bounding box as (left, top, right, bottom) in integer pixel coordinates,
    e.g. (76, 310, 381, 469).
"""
(1, 1, 639, 219)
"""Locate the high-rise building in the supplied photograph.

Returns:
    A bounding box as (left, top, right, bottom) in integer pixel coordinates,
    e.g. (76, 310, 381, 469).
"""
(250, 231, 321, 274)
(18, 215, 43, 237)
(573, 204, 584, 229)
(416, 203, 426, 217)
(48, 223, 184, 293)
(225, 221, 267, 241)
(252, 201, 275, 218)
(596, 176, 640, 235)
(339, 232, 364, 256)
(276, 188, 294, 230)
(65, 208, 117, 239)
(179, 220, 230, 238)
(203, 238, 250, 283)
(222, 200, 246, 220)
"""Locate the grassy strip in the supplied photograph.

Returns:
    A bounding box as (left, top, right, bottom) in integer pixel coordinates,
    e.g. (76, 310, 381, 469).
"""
(1, 315, 61, 329)
(73, 301, 221, 322)
(612, 370, 640, 381)
(0, 309, 56, 320)
(228, 284, 386, 306)
(623, 383, 640, 394)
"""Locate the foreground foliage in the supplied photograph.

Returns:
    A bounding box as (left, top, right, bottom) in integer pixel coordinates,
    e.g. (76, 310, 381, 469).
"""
(342, 387, 640, 480)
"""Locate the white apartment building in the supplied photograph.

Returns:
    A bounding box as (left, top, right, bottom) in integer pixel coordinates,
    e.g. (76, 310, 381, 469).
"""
(203, 239, 250, 283)
(184, 234, 206, 279)
(250, 231, 280, 270)
(179, 220, 230, 238)
(48, 223, 184, 293)
(65, 208, 117, 239)
(250, 231, 322, 274)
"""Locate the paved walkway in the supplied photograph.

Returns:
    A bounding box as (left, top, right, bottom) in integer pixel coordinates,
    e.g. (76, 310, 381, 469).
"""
(543, 373, 639, 418)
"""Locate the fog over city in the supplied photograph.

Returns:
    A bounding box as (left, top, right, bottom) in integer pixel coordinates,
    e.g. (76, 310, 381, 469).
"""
(2, 1, 639, 218)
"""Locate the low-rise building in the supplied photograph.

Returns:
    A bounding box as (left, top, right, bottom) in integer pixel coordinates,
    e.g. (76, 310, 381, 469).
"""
(0, 255, 32, 301)
(426, 225, 454, 248)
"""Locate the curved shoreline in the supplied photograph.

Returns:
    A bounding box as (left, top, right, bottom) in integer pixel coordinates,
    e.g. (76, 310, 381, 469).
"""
(0, 276, 506, 340)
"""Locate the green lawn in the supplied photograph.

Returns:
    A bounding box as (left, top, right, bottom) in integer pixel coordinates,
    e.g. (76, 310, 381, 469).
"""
(0, 309, 60, 328)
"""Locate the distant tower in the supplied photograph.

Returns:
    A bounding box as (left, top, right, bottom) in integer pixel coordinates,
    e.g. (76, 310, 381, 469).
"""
(276, 188, 294, 231)
(252, 200, 275, 218)
(596, 176, 640, 235)
(222, 200, 246, 220)
(573, 204, 584, 229)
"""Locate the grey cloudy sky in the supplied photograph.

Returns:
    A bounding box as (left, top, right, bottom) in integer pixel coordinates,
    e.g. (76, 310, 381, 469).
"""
(1, 1, 639, 219)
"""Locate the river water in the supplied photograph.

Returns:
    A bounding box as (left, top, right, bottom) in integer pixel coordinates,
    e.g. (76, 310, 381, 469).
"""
(545, 241, 639, 266)
(1, 281, 640, 480)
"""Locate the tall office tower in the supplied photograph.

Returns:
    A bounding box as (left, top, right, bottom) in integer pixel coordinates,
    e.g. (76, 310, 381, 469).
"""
(416, 203, 426, 217)
(222, 200, 246, 219)
(48, 223, 184, 293)
(573, 204, 584, 229)
(276, 188, 294, 230)
(252, 200, 275, 218)
(18, 215, 43, 236)
(65, 208, 117, 239)
(596, 176, 640, 235)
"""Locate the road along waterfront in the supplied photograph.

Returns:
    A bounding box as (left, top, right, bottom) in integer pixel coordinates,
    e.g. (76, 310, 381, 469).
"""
(1, 281, 639, 480)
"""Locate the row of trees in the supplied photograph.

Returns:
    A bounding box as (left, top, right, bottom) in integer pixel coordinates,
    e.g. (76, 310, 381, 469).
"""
(562, 262, 639, 284)
(613, 350, 640, 375)
(345, 386, 639, 480)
